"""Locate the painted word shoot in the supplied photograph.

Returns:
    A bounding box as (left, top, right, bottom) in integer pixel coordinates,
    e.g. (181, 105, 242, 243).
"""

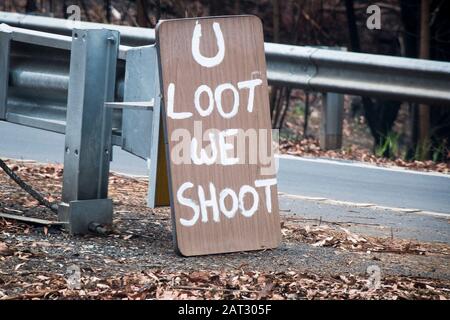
(157, 16, 281, 256)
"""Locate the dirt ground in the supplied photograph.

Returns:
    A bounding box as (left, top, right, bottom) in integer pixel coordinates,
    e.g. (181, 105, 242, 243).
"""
(1, 160, 449, 300)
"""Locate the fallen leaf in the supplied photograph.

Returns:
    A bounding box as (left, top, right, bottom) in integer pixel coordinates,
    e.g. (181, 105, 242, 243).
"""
(0, 242, 13, 256)
(14, 263, 25, 271)
(188, 271, 210, 283)
(312, 236, 334, 247)
(258, 282, 274, 299)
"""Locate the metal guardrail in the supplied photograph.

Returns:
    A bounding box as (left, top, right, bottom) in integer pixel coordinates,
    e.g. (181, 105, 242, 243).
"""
(0, 23, 129, 135)
(0, 11, 155, 46)
(2, 11, 450, 106)
(265, 44, 450, 106)
(0, 21, 165, 233)
(1, 12, 450, 234)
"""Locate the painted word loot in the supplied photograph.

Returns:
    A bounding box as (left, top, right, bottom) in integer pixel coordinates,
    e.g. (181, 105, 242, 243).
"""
(157, 16, 281, 255)
(166, 79, 262, 120)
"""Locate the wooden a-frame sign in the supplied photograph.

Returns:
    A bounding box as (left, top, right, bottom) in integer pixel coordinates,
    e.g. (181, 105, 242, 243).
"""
(154, 15, 281, 256)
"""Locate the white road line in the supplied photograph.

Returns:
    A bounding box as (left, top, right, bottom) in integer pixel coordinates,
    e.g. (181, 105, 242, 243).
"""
(279, 192, 450, 219)
(276, 154, 450, 178)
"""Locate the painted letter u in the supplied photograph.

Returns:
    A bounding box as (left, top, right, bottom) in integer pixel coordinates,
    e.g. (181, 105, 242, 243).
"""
(191, 21, 225, 68)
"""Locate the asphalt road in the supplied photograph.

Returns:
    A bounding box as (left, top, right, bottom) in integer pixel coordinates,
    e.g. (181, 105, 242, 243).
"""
(277, 155, 450, 214)
(1, 121, 449, 214)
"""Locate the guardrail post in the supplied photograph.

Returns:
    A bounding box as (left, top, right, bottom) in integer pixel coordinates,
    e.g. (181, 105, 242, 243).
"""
(320, 92, 344, 150)
(0, 26, 11, 120)
(58, 29, 119, 234)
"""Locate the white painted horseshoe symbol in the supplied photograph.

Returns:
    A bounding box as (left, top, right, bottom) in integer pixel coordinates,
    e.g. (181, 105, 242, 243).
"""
(191, 21, 225, 68)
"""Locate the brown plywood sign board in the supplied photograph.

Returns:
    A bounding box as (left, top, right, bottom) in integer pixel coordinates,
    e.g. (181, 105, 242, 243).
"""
(156, 16, 280, 256)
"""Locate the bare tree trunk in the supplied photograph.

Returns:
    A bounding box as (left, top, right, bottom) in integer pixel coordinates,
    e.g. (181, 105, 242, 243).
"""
(272, 0, 280, 43)
(234, 0, 240, 14)
(278, 88, 292, 129)
(400, 0, 420, 159)
(49, 0, 57, 16)
(80, 0, 92, 22)
(344, 0, 360, 52)
(154, 0, 161, 26)
(209, 0, 219, 16)
(418, 0, 431, 159)
(270, 0, 281, 128)
(62, 0, 68, 19)
(345, 0, 400, 156)
(137, 0, 149, 27)
(272, 87, 285, 128)
(26, 0, 38, 13)
(104, 0, 111, 23)
(269, 87, 278, 121)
